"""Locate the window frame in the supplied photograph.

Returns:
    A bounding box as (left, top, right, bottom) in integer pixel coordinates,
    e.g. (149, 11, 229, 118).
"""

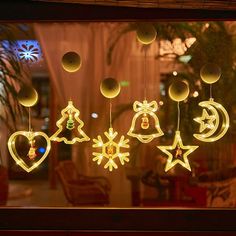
(1, 208, 236, 231)
(1, 1, 236, 233)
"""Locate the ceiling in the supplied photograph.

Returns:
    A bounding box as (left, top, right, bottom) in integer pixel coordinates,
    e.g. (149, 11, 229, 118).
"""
(37, 0, 236, 10)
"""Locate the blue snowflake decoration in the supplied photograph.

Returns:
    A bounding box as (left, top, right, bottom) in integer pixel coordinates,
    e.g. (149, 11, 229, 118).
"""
(15, 40, 42, 63)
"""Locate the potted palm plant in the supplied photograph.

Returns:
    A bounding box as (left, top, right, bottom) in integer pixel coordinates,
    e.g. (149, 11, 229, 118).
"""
(0, 23, 29, 205)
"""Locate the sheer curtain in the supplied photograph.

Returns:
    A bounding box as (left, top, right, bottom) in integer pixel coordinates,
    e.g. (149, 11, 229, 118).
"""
(34, 22, 160, 206)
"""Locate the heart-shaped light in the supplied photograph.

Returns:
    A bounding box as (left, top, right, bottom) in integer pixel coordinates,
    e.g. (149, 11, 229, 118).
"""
(8, 131, 51, 172)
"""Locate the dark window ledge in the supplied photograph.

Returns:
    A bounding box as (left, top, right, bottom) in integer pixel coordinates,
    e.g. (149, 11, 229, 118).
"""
(0, 1, 236, 22)
(0, 208, 236, 231)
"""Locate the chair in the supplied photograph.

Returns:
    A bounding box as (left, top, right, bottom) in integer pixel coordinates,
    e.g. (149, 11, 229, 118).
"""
(55, 160, 111, 206)
(194, 166, 236, 207)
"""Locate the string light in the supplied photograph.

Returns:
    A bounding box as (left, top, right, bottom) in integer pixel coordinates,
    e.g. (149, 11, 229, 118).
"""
(128, 46, 163, 143)
(157, 80, 198, 172)
(194, 64, 229, 142)
(8, 89, 51, 173)
(92, 79, 130, 171)
(158, 131, 198, 172)
(127, 100, 164, 143)
(8, 131, 51, 173)
(50, 100, 90, 144)
(92, 128, 129, 172)
(194, 98, 229, 142)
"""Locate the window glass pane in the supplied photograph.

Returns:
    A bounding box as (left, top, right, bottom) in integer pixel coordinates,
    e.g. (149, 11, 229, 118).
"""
(2, 21, 236, 208)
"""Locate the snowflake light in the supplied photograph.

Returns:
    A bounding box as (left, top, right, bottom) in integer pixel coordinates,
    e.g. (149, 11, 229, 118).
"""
(92, 128, 129, 172)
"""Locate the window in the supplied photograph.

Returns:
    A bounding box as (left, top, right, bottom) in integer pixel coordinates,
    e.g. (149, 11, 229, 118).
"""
(1, 1, 236, 233)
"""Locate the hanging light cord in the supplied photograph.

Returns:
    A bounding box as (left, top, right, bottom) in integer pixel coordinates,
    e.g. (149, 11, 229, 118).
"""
(109, 99, 112, 128)
(144, 47, 147, 100)
(28, 107, 31, 132)
(210, 84, 213, 99)
(177, 102, 180, 131)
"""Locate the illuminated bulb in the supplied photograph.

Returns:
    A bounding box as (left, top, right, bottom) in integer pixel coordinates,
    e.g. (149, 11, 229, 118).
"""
(173, 71, 178, 76)
(91, 112, 98, 119)
(159, 101, 164, 106)
(16, 160, 21, 165)
(31, 163, 39, 169)
(206, 123, 214, 129)
(193, 91, 199, 98)
(98, 142, 103, 147)
(141, 113, 149, 129)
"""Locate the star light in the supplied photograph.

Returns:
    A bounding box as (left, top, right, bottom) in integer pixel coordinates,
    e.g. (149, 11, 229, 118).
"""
(194, 109, 216, 132)
(157, 131, 198, 172)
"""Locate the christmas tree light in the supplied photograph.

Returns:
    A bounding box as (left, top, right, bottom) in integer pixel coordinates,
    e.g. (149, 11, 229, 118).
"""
(50, 100, 90, 144)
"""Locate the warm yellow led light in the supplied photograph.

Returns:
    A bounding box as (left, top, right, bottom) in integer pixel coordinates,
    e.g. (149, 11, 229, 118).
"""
(8, 131, 51, 173)
(92, 128, 129, 172)
(157, 131, 198, 172)
(127, 100, 164, 143)
(50, 100, 90, 144)
(193, 98, 229, 142)
(194, 108, 216, 132)
(28, 139, 37, 160)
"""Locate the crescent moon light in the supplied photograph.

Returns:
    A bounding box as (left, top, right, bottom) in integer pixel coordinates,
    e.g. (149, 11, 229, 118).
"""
(193, 98, 229, 142)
